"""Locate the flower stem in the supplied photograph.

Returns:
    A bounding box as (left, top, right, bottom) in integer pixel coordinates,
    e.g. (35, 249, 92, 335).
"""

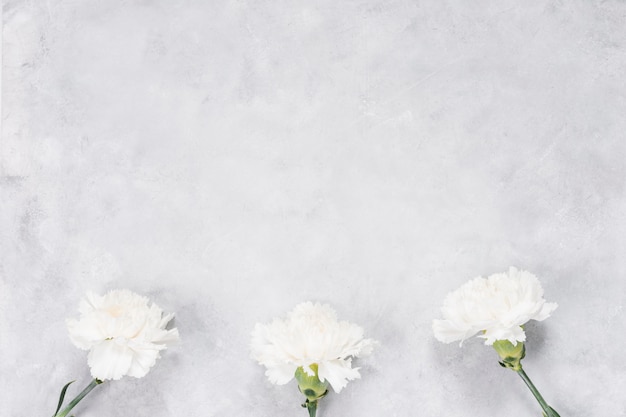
(305, 399, 317, 417)
(516, 368, 560, 417)
(53, 379, 103, 417)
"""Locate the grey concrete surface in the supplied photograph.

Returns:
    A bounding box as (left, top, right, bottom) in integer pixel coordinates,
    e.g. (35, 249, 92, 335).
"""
(2, 1, 625, 416)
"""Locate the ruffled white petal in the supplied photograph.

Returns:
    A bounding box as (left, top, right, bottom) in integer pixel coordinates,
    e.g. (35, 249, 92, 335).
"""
(251, 302, 377, 393)
(125, 342, 164, 379)
(88, 339, 134, 380)
(265, 363, 298, 385)
(66, 317, 105, 350)
(433, 267, 557, 346)
(67, 289, 179, 380)
(317, 359, 361, 393)
(534, 302, 558, 322)
(432, 319, 477, 345)
(480, 324, 526, 345)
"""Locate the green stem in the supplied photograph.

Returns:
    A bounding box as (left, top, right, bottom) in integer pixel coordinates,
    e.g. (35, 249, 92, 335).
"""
(53, 379, 103, 417)
(516, 368, 560, 417)
(305, 399, 317, 417)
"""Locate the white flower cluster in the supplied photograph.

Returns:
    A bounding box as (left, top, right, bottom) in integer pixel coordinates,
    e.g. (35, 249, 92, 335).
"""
(432, 267, 557, 346)
(67, 289, 179, 380)
(251, 302, 377, 393)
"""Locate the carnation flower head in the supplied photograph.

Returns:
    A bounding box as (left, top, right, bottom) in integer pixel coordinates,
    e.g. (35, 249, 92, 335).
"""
(67, 289, 179, 381)
(432, 267, 557, 346)
(251, 302, 377, 393)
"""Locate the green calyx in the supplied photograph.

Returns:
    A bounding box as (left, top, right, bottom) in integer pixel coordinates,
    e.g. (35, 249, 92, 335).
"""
(295, 364, 329, 402)
(493, 338, 562, 417)
(493, 339, 526, 371)
(295, 365, 328, 417)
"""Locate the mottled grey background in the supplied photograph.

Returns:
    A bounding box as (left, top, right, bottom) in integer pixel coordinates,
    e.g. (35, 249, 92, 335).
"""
(2, 1, 625, 416)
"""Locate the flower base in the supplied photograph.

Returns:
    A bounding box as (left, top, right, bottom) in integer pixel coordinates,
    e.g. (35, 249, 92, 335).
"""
(493, 340, 525, 371)
(296, 365, 329, 417)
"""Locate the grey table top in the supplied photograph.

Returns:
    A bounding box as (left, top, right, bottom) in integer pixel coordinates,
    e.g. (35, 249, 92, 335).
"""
(2, 1, 625, 416)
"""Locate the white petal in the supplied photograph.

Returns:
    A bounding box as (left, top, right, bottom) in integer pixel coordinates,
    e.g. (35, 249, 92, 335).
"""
(66, 318, 100, 350)
(317, 359, 360, 393)
(432, 319, 476, 345)
(250, 302, 376, 388)
(481, 325, 526, 346)
(533, 302, 558, 321)
(265, 363, 297, 385)
(433, 268, 557, 346)
(125, 345, 162, 378)
(87, 340, 134, 380)
(68, 289, 179, 380)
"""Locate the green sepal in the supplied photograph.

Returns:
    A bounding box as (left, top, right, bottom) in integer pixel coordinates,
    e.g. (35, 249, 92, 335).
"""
(295, 364, 329, 402)
(493, 339, 525, 371)
(54, 381, 75, 415)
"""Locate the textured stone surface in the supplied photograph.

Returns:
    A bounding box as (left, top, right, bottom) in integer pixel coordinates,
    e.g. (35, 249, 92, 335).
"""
(2, 1, 625, 416)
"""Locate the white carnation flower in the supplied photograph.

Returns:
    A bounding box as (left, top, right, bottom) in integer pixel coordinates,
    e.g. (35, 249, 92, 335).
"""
(66, 289, 179, 381)
(432, 267, 557, 346)
(251, 302, 377, 393)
